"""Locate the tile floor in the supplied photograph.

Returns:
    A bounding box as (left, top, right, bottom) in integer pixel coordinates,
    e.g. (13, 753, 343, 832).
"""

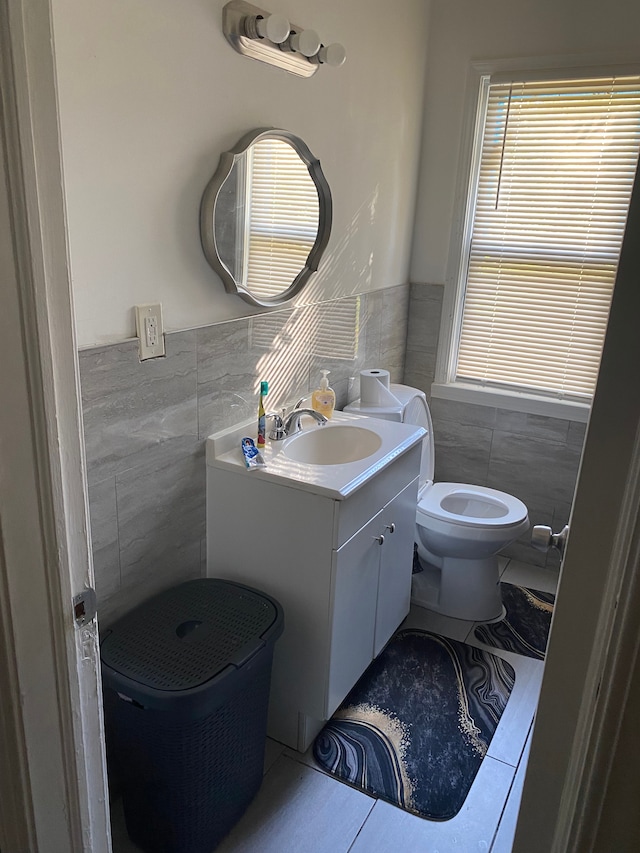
(110, 558, 559, 853)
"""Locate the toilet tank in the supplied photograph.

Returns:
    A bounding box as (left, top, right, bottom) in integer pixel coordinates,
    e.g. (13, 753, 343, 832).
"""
(344, 383, 434, 486)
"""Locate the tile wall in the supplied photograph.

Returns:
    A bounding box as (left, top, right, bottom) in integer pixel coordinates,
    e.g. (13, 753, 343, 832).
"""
(82, 278, 586, 627)
(80, 286, 409, 625)
(404, 282, 586, 567)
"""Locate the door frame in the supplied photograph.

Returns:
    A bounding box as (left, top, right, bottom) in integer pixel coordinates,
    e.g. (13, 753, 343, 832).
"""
(513, 162, 640, 850)
(2, 0, 640, 850)
(0, 0, 110, 850)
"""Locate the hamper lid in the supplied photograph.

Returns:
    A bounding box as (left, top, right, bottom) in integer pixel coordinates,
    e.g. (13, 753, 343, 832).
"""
(100, 579, 282, 692)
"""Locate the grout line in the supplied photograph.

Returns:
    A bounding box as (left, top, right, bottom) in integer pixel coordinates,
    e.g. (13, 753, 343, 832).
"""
(499, 557, 511, 577)
(489, 722, 534, 852)
(113, 475, 122, 590)
(463, 621, 477, 643)
(283, 745, 337, 782)
(346, 801, 379, 853)
(488, 754, 520, 770)
(488, 769, 519, 853)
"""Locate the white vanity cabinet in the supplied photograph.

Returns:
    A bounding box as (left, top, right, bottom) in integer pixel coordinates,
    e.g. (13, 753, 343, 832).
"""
(327, 479, 417, 718)
(206, 436, 420, 752)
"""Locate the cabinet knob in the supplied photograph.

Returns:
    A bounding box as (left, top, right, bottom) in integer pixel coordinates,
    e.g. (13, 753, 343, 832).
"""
(385, 523, 396, 534)
(374, 534, 385, 545)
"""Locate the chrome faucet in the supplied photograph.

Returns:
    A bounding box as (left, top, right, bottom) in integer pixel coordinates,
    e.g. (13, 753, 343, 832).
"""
(284, 408, 327, 435)
(266, 407, 327, 440)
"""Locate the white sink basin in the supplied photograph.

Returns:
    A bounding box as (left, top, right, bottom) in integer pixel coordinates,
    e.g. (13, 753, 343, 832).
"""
(283, 425, 382, 465)
(206, 410, 425, 499)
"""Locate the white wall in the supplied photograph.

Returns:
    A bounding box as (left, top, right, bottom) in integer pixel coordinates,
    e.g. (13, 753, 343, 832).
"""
(411, 0, 640, 286)
(50, 0, 430, 347)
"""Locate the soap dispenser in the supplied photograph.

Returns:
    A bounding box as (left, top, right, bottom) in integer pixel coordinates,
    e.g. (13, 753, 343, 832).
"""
(311, 370, 336, 419)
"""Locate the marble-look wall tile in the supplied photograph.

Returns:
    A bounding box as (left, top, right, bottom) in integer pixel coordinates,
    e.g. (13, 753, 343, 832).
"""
(360, 289, 384, 368)
(195, 297, 383, 436)
(106, 439, 205, 624)
(333, 285, 412, 397)
(379, 284, 410, 381)
(301, 287, 408, 409)
(404, 282, 443, 397)
(494, 409, 570, 444)
(430, 397, 498, 430)
(249, 308, 311, 410)
(433, 421, 493, 484)
(87, 477, 120, 602)
(487, 431, 581, 509)
(308, 296, 370, 410)
(552, 501, 573, 530)
(567, 420, 588, 449)
(406, 283, 444, 353)
(196, 317, 257, 439)
(80, 332, 198, 483)
(403, 349, 437, 399)
(117, 439, 205, 578)
(83, 289, 391, 621)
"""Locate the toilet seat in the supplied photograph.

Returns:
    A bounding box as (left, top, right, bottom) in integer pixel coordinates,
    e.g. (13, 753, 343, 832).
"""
(417, 482, 528, 530)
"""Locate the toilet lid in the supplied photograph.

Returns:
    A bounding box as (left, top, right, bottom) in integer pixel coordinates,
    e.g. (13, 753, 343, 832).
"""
(417, 482, 528, 529)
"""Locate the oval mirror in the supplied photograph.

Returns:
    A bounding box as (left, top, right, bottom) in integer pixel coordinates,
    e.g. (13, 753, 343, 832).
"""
(200, 128, 332, 307)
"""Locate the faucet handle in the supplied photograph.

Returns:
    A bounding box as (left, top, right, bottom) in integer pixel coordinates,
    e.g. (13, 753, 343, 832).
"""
(266, 409, 287, 441)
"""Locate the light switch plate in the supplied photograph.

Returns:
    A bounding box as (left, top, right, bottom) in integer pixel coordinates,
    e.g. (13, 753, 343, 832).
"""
(135, 303, 165, 360)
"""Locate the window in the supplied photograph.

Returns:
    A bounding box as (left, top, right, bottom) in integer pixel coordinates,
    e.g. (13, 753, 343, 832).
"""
(444, 72, 640, 408)
(242, 137, 320, 301)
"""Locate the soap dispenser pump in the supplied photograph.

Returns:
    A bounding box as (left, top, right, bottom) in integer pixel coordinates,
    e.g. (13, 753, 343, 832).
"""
(311, 370, 336, 418)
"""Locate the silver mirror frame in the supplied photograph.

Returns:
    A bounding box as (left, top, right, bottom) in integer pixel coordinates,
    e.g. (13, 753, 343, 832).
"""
(200, 127, 332, 308)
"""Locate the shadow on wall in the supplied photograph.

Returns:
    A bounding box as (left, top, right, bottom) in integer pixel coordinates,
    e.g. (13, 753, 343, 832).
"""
(298, 185, 380, 305)
(79, 285, 410, 626)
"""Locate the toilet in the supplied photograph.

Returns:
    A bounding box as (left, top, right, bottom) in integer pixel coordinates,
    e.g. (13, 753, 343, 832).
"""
(345, 383, 529, 622)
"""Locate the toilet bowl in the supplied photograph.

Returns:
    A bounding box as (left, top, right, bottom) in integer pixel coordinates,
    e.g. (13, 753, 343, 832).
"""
(414, 481, 529, 620)
(345, 382, 529, 622)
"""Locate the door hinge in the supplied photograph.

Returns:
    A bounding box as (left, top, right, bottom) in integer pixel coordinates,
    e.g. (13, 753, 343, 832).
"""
(73, 588, 97, 626)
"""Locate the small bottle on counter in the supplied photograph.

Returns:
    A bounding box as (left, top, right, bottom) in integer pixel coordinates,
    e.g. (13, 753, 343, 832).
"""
(311, 370, 336, 419)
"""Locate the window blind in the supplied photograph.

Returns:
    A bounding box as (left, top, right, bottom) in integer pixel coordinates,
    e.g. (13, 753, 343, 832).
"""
(244, 138, 320, 300)
(456, 75, 640, 400)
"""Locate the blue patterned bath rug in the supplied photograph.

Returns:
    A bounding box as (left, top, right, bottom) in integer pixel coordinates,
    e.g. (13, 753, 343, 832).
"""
(473, 583, 556, 660)
(313, 629, 515, 821)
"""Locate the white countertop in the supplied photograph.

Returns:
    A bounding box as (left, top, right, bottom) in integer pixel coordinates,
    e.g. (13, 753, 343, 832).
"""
(206, 410, 425, 499)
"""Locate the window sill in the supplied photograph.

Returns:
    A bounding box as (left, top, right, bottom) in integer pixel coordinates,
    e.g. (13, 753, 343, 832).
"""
(430, 382, 590, 423)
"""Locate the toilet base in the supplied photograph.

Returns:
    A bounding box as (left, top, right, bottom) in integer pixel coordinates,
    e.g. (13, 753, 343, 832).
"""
(411, 555, 504, 622)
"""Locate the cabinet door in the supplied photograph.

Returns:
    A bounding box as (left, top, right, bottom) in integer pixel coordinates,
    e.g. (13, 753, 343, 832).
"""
(326, 511, 382, 717)
(373, 478, 418, 657)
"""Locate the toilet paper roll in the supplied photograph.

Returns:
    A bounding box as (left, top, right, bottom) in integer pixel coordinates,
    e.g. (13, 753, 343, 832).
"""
(360, 369, 394, 406)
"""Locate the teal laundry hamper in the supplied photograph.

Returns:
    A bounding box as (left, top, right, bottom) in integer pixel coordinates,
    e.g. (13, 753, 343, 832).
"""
(101, 578, 283, 853)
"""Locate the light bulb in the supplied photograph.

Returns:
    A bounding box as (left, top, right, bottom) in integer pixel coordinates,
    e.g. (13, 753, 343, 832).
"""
(317, 43, 346, 67)
(244, 13, 290, 44)
(289, 29, 321, 57)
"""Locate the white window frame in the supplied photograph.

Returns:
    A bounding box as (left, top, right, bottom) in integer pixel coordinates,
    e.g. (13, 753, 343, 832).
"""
(433, 56, 640, 423)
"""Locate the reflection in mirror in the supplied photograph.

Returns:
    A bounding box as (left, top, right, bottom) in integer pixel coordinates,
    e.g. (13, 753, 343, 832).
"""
(200, 128, 332, 307)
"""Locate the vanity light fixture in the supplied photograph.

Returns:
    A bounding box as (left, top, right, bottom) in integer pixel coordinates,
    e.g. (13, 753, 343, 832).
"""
(244, 12, 290, 44)
(315, 42, 347, 68)
(222, 0, 346, 77)
(287, 28, 321, 58)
